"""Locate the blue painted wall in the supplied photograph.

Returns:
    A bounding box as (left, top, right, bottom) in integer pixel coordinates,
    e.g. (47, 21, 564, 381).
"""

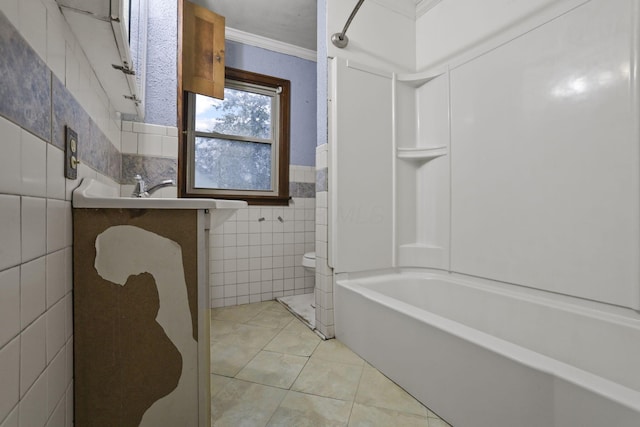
(141, 0, 317, 166)
(225, 40, 317, 167)
(317, 0, 328, 147)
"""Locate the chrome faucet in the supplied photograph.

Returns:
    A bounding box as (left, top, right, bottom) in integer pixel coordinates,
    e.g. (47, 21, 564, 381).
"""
(132, 174, 175, 197)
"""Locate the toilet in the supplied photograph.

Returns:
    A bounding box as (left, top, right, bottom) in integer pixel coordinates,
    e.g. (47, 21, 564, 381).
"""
(302, 252, 316, 271)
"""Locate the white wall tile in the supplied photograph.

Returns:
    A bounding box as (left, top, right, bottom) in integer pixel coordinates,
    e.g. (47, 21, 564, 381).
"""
(0, 0, 19, 27)
(64, 294, 72, 340)
(19, 314, 46, 397)
(0, 337, 20, 424)
(18, 0, 46, 61)
(121, 131, 138, 154)
(65, 339, 73, 387)
(0, 195, 21, 270)
(166, 127, 178, 137)
(64, 248, 72, 296)
(137, 134, 163, 156)
(47, 396, 66, 427)
(0, 267, 20, 349)
(211, 286, 223, 300)
(64, 43, 79, 96)
(21, 197, 46, 262)
(46, 200, 68, 253)
(161, 136, 178, 158)
(133, 122, 167, 135)
(20, 131, 47, 197)
(45, 250, 65, 308)
(0, 406, 18, 427)
(316, 192, 327, 208)
(46, 298, 66, 364)
(235, 208, 248, 221)
(64, 384, 72, 427)
(20, 257, 46, 329)
(19, 368, 47, 427)
(0, 117, 22, 195)
(304, 169, 316, 183)
(45, 7, 66, 82)
(316, 145, 328, 169)
(63, 201, 72, 248)
(46, 347, 66, 417)
(46, 146, 66, 200)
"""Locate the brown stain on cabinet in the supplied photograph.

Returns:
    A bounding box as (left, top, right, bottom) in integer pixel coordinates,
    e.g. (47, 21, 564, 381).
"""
(73, 209, 198, 426)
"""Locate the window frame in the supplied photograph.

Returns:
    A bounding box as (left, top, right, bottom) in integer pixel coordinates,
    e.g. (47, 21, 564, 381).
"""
(179, 67, 290, 205)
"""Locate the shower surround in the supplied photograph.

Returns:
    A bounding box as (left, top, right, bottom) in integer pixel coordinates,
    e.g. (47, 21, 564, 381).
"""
(324, 0, 640, 425)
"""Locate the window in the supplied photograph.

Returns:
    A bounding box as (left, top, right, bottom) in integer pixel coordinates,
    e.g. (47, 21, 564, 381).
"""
(182, 67, 290, 205)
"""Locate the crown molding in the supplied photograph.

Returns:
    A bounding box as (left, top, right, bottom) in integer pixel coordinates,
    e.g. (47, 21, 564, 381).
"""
(225, 27, 317, 62)
(416, 0, 444, 18)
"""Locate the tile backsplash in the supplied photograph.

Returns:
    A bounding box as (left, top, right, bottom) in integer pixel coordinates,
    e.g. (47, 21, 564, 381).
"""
(314, 144, 334, 338)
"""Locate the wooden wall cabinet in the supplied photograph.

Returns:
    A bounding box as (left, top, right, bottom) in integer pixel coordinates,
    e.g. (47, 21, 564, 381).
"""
(182, 0, 226, 99)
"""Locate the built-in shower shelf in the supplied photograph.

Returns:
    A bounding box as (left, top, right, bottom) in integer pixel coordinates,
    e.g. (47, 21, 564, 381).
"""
(397, 146, 447, 162)
(397, 243, 447, 269)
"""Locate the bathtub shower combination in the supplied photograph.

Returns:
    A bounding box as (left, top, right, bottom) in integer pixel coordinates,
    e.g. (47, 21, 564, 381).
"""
(327, 0, 640, 426)
(335, 272, 640, 427)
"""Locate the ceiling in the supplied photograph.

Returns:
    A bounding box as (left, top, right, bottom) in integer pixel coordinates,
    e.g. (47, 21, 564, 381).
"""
(196, 0, 318, 51)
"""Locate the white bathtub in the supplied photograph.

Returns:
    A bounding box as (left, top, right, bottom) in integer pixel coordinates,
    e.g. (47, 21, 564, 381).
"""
(335, 270, 640, 427)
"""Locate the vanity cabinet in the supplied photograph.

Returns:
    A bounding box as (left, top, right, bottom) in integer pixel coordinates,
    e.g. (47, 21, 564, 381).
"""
(73, 208, 211, 427)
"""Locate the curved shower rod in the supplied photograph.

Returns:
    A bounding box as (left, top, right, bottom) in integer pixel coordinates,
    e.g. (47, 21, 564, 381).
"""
(331, 0, 366, 48)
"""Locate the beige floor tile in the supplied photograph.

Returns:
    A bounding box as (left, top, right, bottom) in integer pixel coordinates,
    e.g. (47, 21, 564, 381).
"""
(210, 341, 262, 377)
(348, 403, 430, 427)
(427, 417, 453, 427)
(264, 326, 321, 357)
(211, 378, 286, 427)
(211, 320, 280, 348)
(211, 302, 272, 323)
(311, 339, 365, 366)
(283, 318, 316, 335)
(355, 365, 428, 417)
(266, 391, 352, 427)
(246, 309, 295, 329)
(236, 350, 308, 389)
(211, 374, 232, 398)
(266, 302, 292, 314)
(291, 358, 363, 401)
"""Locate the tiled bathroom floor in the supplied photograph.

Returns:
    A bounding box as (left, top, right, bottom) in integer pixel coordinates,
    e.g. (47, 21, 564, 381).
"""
(210, 301, 452, 427)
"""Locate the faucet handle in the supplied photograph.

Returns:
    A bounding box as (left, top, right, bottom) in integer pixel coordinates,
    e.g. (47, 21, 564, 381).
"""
(132, 174, 146, 197)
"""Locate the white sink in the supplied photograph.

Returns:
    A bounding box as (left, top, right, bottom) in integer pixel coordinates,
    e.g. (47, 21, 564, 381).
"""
(72, 178, 247, 227)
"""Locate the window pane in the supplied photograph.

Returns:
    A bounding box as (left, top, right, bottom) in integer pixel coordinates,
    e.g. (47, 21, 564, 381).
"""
(195, 89, 272, 139)
(194, 137, 272, 191)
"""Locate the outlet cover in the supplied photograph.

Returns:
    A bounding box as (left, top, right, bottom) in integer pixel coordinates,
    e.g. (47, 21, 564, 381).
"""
(65, 126, 78, 180)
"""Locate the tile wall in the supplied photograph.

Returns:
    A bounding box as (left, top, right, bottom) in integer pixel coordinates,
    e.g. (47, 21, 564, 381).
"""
(119, 122, 317, 308)
(210, 189, 316, 308)
(119, 121, 179, 197)
(0, 1, 122, 426)
(314, 144, 334, 338)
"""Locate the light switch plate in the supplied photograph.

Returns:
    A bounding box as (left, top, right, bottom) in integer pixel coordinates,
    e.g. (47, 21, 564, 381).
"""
(65, 126, 78, 180)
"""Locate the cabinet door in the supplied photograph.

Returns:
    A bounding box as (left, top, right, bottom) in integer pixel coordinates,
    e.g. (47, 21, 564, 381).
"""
(182, 0, 225, 99)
